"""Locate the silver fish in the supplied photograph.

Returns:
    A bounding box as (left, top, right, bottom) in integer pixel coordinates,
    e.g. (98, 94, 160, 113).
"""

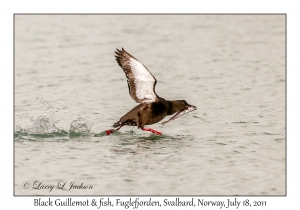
(161, 105, 197, 126)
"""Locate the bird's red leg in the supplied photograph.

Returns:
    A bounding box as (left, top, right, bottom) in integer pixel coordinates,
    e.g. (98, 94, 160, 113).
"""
(141, 127, 162, 135)
(116, 124, 124, 131)
(105, 124, 124, 135)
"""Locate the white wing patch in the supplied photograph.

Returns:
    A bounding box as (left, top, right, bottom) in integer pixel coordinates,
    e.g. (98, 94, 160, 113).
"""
(129, 58, 157, 103)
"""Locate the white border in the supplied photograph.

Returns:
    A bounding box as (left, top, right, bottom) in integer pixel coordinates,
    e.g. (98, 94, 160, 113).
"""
(2, 0, 297, 209)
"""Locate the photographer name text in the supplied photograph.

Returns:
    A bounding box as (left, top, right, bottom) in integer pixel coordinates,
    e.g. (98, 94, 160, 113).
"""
(23, 181, 93, 192)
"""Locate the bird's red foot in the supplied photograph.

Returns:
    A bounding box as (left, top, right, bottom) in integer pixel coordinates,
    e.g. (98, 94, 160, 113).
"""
(142, 127, 162, 135)
(105, 129, 115, 135)
(105, 124, 124, 136)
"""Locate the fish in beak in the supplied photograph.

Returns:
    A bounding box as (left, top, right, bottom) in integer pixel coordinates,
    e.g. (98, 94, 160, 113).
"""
(161, 105, 197, 126)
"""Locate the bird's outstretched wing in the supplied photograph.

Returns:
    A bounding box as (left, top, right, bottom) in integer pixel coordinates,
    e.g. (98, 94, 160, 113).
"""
(115, 48, 158, 103)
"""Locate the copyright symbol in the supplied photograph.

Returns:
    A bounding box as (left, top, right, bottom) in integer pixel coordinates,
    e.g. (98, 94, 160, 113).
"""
(22, 181, 31, 189)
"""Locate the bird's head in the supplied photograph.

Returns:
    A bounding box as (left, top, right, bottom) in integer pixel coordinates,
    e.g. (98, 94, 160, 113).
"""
(171, 100, 197, 114)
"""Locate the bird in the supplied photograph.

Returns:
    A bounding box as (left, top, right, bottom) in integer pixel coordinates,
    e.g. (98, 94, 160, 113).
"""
(105, 48, 197, 135)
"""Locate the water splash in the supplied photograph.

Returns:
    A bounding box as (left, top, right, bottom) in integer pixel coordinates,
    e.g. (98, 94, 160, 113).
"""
(15, 97, 61, 135)
(69, 117, 92, 137)
(15, 98, 96, 139)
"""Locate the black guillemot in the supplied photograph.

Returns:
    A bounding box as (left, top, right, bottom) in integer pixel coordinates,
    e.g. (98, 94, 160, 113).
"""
(105, 48, 197, 135)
